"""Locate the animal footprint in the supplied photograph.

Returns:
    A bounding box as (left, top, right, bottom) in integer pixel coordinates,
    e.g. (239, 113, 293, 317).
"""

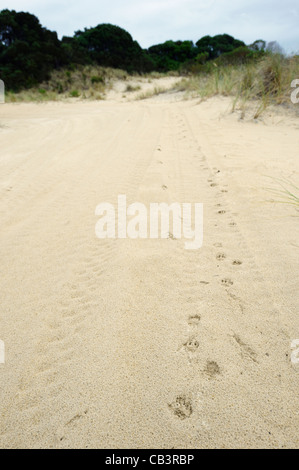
(188, 314, 201, 326)
(233, 260, 242, 265)
(162, 185, 168, 190)
(204, 361, 220, 377)
(221, 278, 233, 287)
(216, 253, 226, 261)
(169, 395, 193, 420)
(184, 337, 199, 353)
(218, 210, 226, 215)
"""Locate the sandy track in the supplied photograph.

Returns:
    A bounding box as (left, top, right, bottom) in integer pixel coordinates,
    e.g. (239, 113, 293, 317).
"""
(0, 92, 298, 448)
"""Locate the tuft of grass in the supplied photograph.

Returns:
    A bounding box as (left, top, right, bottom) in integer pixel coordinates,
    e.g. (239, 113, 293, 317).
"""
(125, 84, 141, 92)
(6, 89, 59, 102)
(135, 86, 170, 100)
(70, 90, 80, 98)
(265, 177, 299, 208)
(91, 75, 105, 84)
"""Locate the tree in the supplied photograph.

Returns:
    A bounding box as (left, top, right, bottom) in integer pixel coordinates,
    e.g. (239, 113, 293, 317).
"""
(148, 40, 198, 71)
(249, 39, 266, 51)
(0, 9, 64, 90)
(196, 34, 245, 60)
(72, 24, 154, 72)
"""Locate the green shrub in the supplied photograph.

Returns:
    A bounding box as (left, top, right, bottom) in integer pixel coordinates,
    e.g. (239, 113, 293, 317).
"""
(125, 84, 141, 92)
(91, 76, 104, 84)
(70, 90, 79, 97)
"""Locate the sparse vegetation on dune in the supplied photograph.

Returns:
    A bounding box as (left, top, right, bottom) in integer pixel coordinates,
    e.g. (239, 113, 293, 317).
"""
(5, 65, 128, 102)
(2, 8, 299, 115)
(1, 8, 298, 114)
(5, 66, 179, 102)
(125, 84, 141, 93)
(175, 54, 299, 117)
(5, 54, 299, 114)
(135, 85, 173, 100)
(266, 177, 299, 208)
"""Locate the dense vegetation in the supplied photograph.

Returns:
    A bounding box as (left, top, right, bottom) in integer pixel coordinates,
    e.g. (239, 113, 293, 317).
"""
(0, 10, 64, 90)
(62, 24, 155, 73)
(0, 9, 279, 91)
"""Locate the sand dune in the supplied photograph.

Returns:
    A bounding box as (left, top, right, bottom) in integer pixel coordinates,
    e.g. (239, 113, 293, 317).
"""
(0, 82, 298, 448)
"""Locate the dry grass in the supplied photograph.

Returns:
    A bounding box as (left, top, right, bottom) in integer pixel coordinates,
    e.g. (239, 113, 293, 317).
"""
(5, 65, 132, 102)
(175, 54, 299, 118)
(266, 177, 299, 208)
(135, 86, 172, 100)
(5, 55, 299, 114)
(125, 84, 141, 92)
(5, 66, 178, 103)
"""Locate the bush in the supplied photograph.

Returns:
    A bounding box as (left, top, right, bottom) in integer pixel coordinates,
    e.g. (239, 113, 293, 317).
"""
(0, 9, 65, 91)
(70, 90, 79, 97)
(91, 76, 104, 84)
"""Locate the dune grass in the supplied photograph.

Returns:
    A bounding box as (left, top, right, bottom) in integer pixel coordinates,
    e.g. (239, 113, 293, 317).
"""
(5, 65, 132, 102)
(266, 177, 299, 208)
(175, 54, 299, 118)
(5, 67, 179, 103)
(135, 86, 171, 100)
(125, 84, 141, 92)
(4, 55, 299, 115)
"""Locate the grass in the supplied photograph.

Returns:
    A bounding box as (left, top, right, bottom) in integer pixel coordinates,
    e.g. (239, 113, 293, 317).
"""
(4, 55, 299, 115)
(5, 65, 131, 102)
(125, 84, 141, 92)
(266, 177, 299, 208)
(174, 54, 299, 118)
(5, 66, 178, 103)
(135, 86, 174, 100)
(4, 66, 181, 103)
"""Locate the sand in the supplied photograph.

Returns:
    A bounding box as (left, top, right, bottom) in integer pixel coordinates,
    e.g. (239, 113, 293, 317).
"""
(0, 79, 298, 448)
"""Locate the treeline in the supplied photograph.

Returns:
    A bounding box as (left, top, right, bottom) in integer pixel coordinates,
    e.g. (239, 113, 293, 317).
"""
(0, 9, 271, 91)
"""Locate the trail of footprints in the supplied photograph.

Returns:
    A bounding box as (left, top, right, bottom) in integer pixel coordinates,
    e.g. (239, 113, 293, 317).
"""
(168, 112, 223, 421)
(168, 108, 262, 422)
(1, 106, 267, 440)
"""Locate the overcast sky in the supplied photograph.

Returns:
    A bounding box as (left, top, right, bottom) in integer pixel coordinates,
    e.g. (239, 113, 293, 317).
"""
(2, 0, 299, 53)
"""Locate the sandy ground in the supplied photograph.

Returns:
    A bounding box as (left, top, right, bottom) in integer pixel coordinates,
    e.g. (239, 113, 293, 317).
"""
(0, 79, 298, 449)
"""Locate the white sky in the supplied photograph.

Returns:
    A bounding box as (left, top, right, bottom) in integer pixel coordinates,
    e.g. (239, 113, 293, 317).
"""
(2, 0, 299, 53)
